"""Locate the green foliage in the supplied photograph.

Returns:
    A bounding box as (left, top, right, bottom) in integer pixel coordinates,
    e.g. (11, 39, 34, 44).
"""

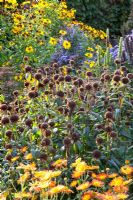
(67, 0, 131, 37)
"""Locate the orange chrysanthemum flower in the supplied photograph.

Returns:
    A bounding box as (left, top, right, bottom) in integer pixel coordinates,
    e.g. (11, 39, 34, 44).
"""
(120, 165, 133, 175)
(108, 173, 118, 179)
(47, 185, 73, 196)
(91, 179, 104, 187)
(82, 191, 94, 200)
(76, 182, 91, 191)
(72, 170, 84, 179)
(70, 180, 78, 187)
(117, 193, 129, 199)
(113, 185, 128, 193)
(51, 159, 67, 169)
(96, 173, 108, 180)
(110, 176, 124, 187)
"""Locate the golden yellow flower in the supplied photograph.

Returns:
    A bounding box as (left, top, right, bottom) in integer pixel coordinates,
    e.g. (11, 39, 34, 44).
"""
(96, 173, 108, 180)
(110, 176, 124, 187)
(82, 191, 94, 200)
(87, 47, 94, 51)
(11, 156, 19, 162)
(91, 179, 104, 187)
(59, 30, 67, 36)
(24, 153, 33, 160)
(47, 185, 73, 196)
(117, 193, 129, 199)
(51, 171, 62, 178)
(89, 61, 95, 68)
(108, 173, 118, 179)
(25, 46, 34, 53)
(120, 165, 133, 175)
(34, 170, 50, 178)
(75, 161, 88, 172)
(14, 192, 32, 199)
(76, 182, 91, 191)
(43, 18, 51, 25)
(123, 179, 132, 185)
(49, 37, 57, 46)
(71, 158, 82, 167)
(52, 159, 67, 168)
(113, 185, 128, 193)
(17, 162, 36, 171)
(87, 165, 99, 170)
(72, 171, 84, 179)
(63, 40, 71, 49)
(70, 180, 78, 187)
(85, 53, 93, 58)
(12, 26, 23, 34)
(20, 146, 28, 153)
(125, 160, 130, 164)
(17, 172, 30, 184)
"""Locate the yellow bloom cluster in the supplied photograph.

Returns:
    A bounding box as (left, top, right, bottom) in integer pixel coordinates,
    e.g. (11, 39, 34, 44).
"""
(1, 157, 132, 199)
(73, 20, 107, 40)
(1, 0, 18, 8)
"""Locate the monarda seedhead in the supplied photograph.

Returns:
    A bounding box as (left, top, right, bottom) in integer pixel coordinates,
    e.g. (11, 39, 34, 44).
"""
(1, 116, 10, 125)
(63, 137, 71, 147)
(6, 130, 12, 138)
(85, 83, 92, 91)
(10, 114, 19, 123)
(120, 66, 127, 72)
(96, 137, 104, 145)
(71, 132, 80, 142)
(104, 74, 111, 81)
(41, 122, 48, 130)
(92, 149, 101, 159)
(34, 73, 42, 80)
(28, 91, 35, 98)
(86, 71, 92, 77)
(5, 144, 12, 149)
(13, 90, 19, 97)
(25, 119, 33, 127)
(65, 75, 71, 82)
(104, 111, 113, 120)
(121, 77, 129, 84)
(0, 104, 7, 111)
(45, 129, 51, 137)
(56, 91, 64, 98)
(52, 63, 59, 68)
(93, 82, 99, 90)
(24, 82, 30, 87)
(127, 73, 133, 79)
(104, 126, 113, 133)
(5, 154, 12, 162)
(113, 75, 121, 82)
(25, 65, 31, 72)
(67, 100, 76, 110)
(43, 78, 49, 85)
(41, 138, 51, 146)
(39, 153, 48, 161)
(109, 131, 117, 138)
(18, 127, 24, 133)
(58, 76, 64, 82)
(69, 59, 75, 65)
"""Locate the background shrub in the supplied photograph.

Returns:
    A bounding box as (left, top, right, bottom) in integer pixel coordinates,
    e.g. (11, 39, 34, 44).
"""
(67, 0, 131, 37)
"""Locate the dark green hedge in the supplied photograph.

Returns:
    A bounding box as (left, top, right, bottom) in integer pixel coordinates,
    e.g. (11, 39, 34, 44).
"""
(66, 0, 131, 37)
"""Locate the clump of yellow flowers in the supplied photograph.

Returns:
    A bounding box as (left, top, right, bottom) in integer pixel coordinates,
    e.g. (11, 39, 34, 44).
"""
(0, 157, 132, 199)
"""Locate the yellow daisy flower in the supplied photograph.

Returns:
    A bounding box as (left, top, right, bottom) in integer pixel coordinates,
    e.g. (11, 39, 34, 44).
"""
(25, 46, 34, 53)
(63, 40, 71, 49)
(49, 37, 57, 46)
